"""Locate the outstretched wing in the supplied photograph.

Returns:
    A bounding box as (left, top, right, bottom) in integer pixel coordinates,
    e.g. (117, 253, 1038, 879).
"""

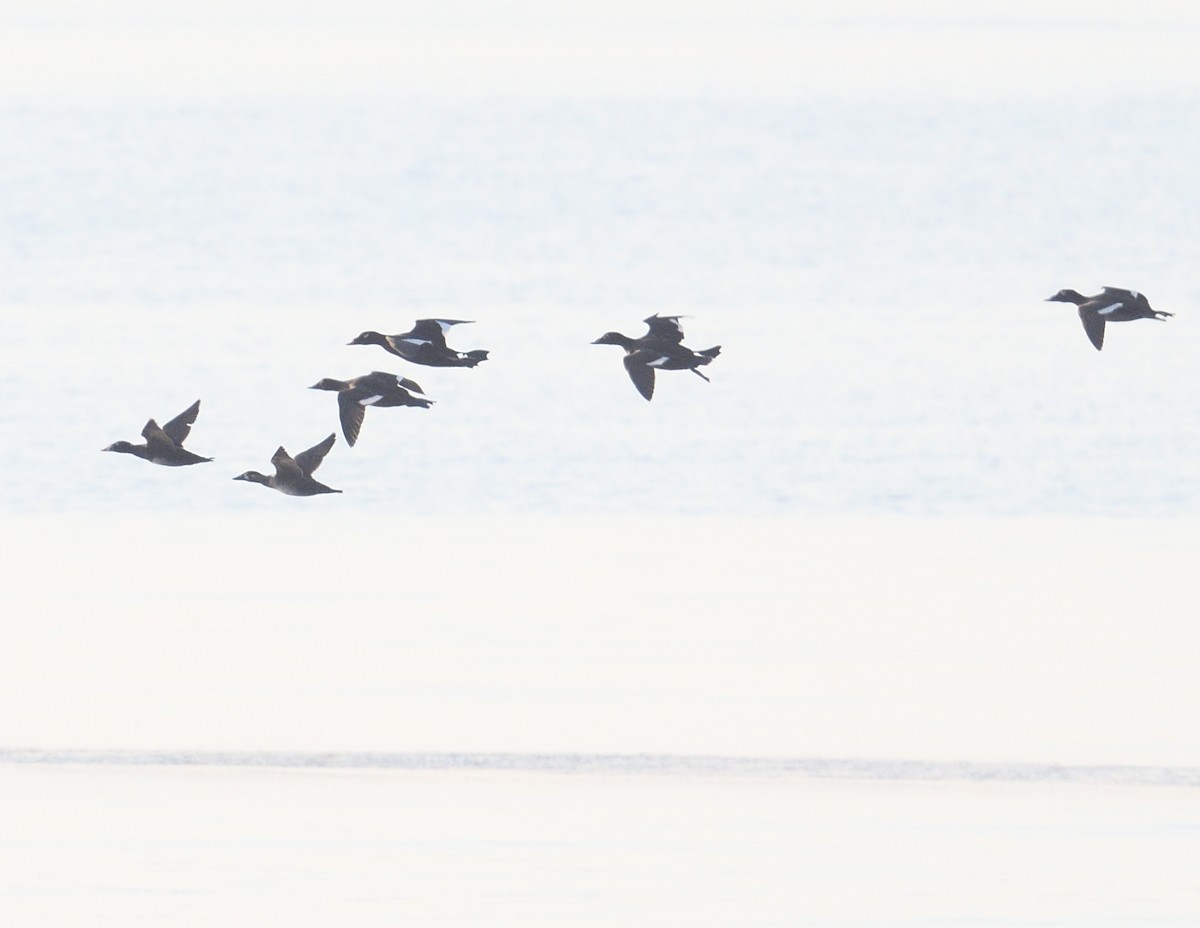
(642, 314, 686, 344)
(293, 433, 337, 476)
(161, 399, 201, 446)
(622, 355, 656, 401)
(365, 371, 425, 396)
(1078, 308, 1105, 351)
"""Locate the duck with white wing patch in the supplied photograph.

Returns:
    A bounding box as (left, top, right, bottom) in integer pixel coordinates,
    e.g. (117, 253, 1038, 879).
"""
(1047, 286, 1173, 351)
(592, 313, 722, 401)
(310, 371, 434, 447)
(348, 318, 490, 368)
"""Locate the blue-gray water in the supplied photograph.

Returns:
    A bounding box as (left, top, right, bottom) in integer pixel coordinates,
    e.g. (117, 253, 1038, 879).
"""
(4, 95, 1200, 516)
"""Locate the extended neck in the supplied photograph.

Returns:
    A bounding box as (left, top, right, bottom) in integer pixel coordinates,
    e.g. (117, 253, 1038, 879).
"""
(593, 332, 638, 350)
(103, 441, 151, 459)
(1049, 289, 1089, 305)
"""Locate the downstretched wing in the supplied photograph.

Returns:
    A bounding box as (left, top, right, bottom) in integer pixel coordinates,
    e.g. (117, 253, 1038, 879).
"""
(622, 355, 656, 401)
(161, 399, 201, 446)
(642, 314, 686, 344)
(337, 392, 367, 447)
(1078, 308, 1105, 351)
(293, 433, 336, 476)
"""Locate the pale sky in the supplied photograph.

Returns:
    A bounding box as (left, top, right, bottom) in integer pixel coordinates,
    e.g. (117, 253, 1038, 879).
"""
(4, 1, 1200, 100)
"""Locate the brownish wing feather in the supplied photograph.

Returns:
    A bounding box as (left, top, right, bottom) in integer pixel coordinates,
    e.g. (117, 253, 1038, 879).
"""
(292, 433, 336, 476)
(161, 399, 201, 445)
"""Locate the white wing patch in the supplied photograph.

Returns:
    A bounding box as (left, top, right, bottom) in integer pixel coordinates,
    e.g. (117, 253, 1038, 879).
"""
(1098, 302, 1124, 315)
(401, 337, 430, 346)
(648, 355, 671, 368)
(434, 320, 458, 333)
(358, 394, 384, 406)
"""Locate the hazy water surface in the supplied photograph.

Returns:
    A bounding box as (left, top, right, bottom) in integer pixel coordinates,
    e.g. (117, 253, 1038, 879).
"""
(4, 95, 1200, 517)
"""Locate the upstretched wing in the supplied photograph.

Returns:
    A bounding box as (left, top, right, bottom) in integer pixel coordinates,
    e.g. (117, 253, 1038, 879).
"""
(270, 446, 306, 482)
(622, 355, 656, 401)
(139, 418, 175, 452)
(407, 319, 471, 348)
(161, 399, 202, 446)
(1078, 308, 1105, 351)
(642, 314, 686, 344)
(293, 433, 337, 476)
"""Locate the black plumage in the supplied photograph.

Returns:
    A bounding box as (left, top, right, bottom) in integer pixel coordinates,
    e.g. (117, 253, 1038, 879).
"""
(348, 319, 489, 368)
(310, 371, 433, 446)
(1047, 287, 1173, 351)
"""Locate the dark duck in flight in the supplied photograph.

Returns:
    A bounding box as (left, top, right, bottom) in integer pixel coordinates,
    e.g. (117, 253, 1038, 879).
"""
(309, 371, 433, 447)
(233, 433, 341, 496)
(1047, 286, 1173, 351)
(592, 314, 722, 401)
(102, 399, 213, 466)
(348, 319, 489, 368)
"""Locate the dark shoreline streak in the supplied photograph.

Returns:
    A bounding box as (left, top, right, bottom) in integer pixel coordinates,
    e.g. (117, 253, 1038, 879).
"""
(2, 749, 1199, 787)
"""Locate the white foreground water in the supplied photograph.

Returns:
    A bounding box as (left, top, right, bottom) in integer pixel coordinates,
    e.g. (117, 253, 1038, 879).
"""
(2, 757, 1197, 927)
(4, 515, 1199, 925)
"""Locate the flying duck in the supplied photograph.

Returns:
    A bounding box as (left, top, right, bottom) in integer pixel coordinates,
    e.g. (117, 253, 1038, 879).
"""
(233, 433, 341, 496)
(102, 399, 213, 466)
(309, 371, 433, 447)
(348, 319, 489, 368)
(1047, 286, 1173, 351)
(592, 315, 721, 401)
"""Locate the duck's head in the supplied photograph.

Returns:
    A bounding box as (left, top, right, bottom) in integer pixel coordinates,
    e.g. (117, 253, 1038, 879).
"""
(348, 331, 386, 346)
(233, 471, 271, 486)
(102, 441, 136, 454)
(309, 378, 344, 392)
(1046, 288, 1089, 305)
(592, 331, 635, 349)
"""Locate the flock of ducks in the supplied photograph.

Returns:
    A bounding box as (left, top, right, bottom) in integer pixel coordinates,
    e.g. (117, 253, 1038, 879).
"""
(101, 312, 723, 495)
(100, 289, 1174, 496)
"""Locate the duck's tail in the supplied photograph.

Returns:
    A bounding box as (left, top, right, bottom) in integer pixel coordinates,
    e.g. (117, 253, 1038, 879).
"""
(464, 349, 490, 365)
(698, 345, 722, 359)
